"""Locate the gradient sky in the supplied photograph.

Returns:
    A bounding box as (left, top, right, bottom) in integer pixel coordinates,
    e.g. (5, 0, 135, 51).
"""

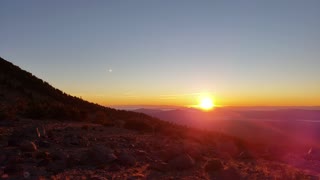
(1, 0, 320, 107)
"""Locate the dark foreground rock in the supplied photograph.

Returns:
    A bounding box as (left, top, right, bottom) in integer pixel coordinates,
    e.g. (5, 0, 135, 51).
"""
(168, 153, 195, 170)
(205, 159, 224, 173)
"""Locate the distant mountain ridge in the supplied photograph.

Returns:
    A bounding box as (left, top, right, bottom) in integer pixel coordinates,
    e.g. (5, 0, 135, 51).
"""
(136, 107, 320, 146)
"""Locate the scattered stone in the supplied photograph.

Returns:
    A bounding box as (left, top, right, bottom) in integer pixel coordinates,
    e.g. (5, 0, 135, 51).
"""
(168, 153, 195, 170)
(117, 151, 136, 166)
(23, 171, 30, 178)
(204, 159, 223, 173)
(84, 145, 117, 166)
(157, 145, 182, 162)
(37, 126, 47, 138)
(35, 151, 50, 159)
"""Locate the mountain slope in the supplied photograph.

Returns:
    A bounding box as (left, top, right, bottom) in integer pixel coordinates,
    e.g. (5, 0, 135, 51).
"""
(0, 56, 170, 130)
(0, 56, 317, 179)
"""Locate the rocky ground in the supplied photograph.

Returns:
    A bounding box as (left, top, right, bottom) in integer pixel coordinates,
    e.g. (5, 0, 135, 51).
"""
(0, 118, 319, 180)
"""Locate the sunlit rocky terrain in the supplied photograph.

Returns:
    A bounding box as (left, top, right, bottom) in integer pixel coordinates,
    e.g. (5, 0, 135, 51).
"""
(1, 56, 319, 179)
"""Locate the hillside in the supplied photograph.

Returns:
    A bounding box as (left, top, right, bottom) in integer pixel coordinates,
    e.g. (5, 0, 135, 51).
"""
(0, 56, 318, 179)
(0, 56, 176, 131)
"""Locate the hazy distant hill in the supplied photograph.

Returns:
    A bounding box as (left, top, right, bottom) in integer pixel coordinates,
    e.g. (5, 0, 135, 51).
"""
(135, 107, 320, 147)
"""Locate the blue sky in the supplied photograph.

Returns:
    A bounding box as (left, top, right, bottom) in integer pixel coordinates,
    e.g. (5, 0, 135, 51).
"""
(1, 0, 320, 106)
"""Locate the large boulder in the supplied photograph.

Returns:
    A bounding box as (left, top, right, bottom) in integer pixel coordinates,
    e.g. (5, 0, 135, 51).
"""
(117, 151, 136, 166)
(20, 141, 37, 152)
(83, 145, 117, 166)
(157, 145, 182, 162)
(168, 153, 195, 170)
(218, 141, 239, 158)
(204, 159, 223, 173)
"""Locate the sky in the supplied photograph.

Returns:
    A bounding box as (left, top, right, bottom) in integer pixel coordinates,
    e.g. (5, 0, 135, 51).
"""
(1, 0, 320, 107)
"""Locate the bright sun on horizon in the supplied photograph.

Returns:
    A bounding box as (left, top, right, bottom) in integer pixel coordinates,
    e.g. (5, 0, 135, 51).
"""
(198, 96, 215, 110)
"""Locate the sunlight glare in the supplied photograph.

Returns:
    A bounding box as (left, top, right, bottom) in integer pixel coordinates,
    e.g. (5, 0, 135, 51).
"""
(199, 96, 215, 110)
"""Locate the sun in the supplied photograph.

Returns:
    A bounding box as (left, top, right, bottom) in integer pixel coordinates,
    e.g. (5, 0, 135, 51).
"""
(199, 96, 215, 110)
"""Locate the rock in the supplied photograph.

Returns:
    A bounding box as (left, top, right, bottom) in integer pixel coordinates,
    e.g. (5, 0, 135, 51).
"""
(218, 141, 239, 157)
(168, 153, 195, 170)
(23, 171, 31, 179)
(117, 151, 136, 166)
(14, 127, 40, 139)
(204, 159, 223, 173)
(157, 145, 182, 162)
(84, 145, 117, 166)
(20, 141, 37, 152)
(35, 126, 47, 138)
(35, 151, 50, 159)
(184, 144, 203, 161)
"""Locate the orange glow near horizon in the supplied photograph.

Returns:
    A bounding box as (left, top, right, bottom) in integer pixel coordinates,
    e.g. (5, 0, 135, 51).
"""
(73, 92, 320, 107)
